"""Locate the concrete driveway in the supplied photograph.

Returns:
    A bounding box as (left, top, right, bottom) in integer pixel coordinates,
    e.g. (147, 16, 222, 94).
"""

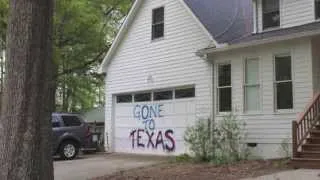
(242, 169, 320, 180)
(54, 153, 166, 180)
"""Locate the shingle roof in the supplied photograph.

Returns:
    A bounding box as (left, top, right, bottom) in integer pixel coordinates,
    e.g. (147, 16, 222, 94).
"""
(230, 21, 320, 44)
(183, 0, 253, 44)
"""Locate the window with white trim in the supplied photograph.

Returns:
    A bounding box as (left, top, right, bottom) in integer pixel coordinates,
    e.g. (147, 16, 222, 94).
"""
(134, 93, 151, 102)
(217, 64, 232, 112)
(244, 58, 260, 112)
(154, 90, 173, 101)
(152, 7, 164, 40)
(175, 87, 195, 99)
(316, 0, 320, 19)
(274, 54, 293, 110)
(262, 0, 280, 29)
(117, 94, 132, 103)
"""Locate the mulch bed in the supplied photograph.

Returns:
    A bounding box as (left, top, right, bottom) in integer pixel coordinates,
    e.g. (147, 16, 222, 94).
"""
(91, 159, 293, 180)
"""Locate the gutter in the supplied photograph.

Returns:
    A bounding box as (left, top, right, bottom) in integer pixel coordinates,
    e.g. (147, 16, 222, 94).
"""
(196, 28, 320, 57)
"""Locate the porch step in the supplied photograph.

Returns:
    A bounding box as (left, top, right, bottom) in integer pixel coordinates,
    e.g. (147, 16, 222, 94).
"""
(314, 124, 320, 130)
(310, 130, 320, 137)
(292, 158, 320, 169)
(302, 144, 320, 151)
(299, 151, 320, 158)
(306, 137, 320, 144)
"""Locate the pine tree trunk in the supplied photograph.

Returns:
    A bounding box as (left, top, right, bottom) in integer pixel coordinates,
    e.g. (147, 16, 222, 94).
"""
(0, 0, 54, 179)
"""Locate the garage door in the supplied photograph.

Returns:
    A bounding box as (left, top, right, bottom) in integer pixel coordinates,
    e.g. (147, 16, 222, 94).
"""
(113, 87, 196, 155)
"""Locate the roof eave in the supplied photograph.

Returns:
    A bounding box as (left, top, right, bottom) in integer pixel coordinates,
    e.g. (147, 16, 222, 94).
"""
(197, 29, 320, 56)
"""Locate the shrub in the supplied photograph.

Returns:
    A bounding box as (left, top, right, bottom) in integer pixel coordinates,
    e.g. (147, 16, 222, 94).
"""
(184, 114, 249, 164)
(184, 119, 212, 162)
(278, 137, 291, 158)
(212, 114, 249, 164)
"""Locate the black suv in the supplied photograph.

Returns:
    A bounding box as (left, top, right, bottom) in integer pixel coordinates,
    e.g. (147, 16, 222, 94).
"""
(52, 113, 92, 160)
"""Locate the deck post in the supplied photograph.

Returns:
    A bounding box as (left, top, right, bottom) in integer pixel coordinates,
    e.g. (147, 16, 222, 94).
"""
(292, 121, 298, 158)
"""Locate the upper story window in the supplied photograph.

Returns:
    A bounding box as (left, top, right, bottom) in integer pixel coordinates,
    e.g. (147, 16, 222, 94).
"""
(152, 7, 164, 40)
(316, 0, 320, 19)
(262, 0, 280, 30)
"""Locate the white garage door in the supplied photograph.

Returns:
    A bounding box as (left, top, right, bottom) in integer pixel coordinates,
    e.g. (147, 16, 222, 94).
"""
(113, 87, 196, 155)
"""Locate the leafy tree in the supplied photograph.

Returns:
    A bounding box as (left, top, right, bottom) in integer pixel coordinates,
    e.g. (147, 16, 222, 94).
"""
(0, 0, 8, 48)
(54, 0, 131, 112)
(0, 0, 132, 112)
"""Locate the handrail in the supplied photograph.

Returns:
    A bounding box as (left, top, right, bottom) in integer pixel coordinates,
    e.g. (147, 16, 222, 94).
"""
(292, 93, 320, 158)
(297, 93, 320, 123)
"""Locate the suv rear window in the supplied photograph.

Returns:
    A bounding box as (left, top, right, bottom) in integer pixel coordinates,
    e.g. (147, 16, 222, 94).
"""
(62, 115, 82, 127)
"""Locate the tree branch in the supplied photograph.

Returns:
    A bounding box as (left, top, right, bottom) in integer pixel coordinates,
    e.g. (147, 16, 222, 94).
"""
(56, 45, 109, 77)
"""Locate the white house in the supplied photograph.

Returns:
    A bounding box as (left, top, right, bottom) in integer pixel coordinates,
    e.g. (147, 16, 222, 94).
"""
(100, 0, 320, 162)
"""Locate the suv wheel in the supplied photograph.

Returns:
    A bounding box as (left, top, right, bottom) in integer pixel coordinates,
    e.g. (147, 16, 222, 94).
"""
(59, 141, 79, 160)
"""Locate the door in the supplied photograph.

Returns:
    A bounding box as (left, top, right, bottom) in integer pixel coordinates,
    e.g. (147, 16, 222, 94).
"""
(113, 93, 196, 155)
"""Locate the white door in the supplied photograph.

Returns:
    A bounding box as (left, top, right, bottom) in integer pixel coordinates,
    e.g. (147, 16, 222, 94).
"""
(113, 92, 196, 155)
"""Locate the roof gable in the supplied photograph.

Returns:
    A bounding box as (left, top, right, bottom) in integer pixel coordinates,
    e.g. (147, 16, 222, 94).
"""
(99, 0, 253, 72)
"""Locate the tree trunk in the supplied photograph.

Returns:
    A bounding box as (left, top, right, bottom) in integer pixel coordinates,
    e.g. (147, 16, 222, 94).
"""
(0, 0, 54, 179)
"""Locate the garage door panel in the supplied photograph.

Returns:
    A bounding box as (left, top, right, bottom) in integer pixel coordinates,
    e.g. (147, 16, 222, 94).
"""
(174, 100, 196, 114)
(114, 135, 186, 155)
(115, 115, 195, 129)
(114, 97, 196, 155)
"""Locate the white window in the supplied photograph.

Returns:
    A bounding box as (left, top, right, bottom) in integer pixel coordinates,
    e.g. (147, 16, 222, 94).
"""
(274, 54, 293, 110)
(154, 90, 173, 101)
(316, 0, 320, 19)
(175, 87, 195, 99)
(262, 0, 280, 29)
(152, 7, 164, 40)
(117, 94, 132, 103)
(217, 64, 232, 112)
(244, 58, 260, 112)
(134, 93, 151, 102)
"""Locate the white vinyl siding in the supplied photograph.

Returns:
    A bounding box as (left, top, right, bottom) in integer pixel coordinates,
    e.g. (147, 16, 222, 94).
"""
(105, 0, 213, 153)
(244, 58, 260, 112)
(211, 38, 313, 148)
(257, 0, 315, 32)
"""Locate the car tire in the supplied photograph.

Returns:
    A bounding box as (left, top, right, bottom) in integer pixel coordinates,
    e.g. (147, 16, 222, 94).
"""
(59, 141, 79, 160)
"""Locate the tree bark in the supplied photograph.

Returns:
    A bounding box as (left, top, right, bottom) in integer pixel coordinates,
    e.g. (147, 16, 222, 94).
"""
(0, 0, 54, 179)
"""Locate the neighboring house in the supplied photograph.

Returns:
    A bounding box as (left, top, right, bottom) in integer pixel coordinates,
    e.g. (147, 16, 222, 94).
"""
(83, 107, 105, 151)
(99, 0, 320, 163)
(84, 107, 105, 134)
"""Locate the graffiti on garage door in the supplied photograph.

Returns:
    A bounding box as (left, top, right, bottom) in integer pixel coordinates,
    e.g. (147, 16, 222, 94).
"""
(129, 104, 175, 152)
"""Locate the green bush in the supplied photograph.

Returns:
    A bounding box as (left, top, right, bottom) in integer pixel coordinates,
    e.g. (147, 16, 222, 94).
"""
(184, 114, 249, 164)
(212, 114, 249, 164)
(184, 119, 212, 162)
